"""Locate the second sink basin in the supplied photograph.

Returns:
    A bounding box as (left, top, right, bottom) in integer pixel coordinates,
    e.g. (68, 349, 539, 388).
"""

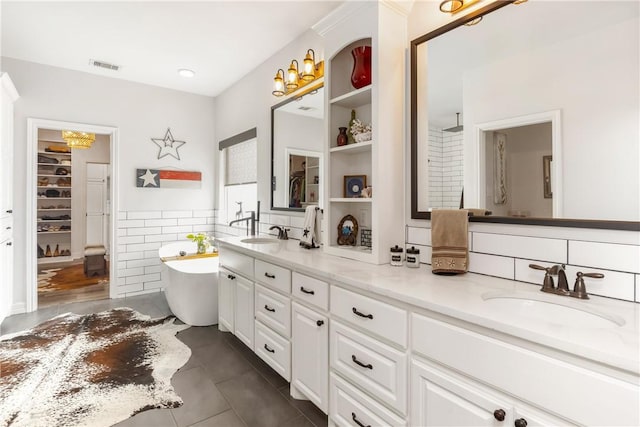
(240, 237, 279, 245)
(481, 291, 625, 328)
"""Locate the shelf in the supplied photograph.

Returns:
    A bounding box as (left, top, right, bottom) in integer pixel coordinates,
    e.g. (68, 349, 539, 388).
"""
(38, 186, 71, 189)
(38, 150, 71, 156)
(330, 198, 372, 203)
(38, 163, 71, 167)
(330, 86, 371, 108)
(38, 256, 72, 264)
(330, 140, 372, 154)
(37, 230, 71, 234)
(38, 208, 71, 211)
(38, 219, 71, 222)
(37, 197, 71, 200)
(38, 174, 72, 178)
(38, 139, 66, 144)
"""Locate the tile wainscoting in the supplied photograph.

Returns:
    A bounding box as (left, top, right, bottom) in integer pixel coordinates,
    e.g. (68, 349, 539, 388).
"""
(406, 222, 640, 303)
(115, 209, 215, 297)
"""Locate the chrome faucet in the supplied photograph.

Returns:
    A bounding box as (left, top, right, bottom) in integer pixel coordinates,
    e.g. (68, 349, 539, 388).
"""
(269, 225, 289, 240)
(229, 201, 260, 236)
(529, 263, 603, 299)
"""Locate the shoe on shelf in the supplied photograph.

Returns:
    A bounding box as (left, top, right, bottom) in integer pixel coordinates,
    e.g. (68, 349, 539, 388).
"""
(38, 245, 45, 258)
(45, 245, 52, 257)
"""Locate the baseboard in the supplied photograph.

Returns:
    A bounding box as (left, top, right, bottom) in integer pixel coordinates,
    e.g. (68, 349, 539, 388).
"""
(11, 302, 26, 315)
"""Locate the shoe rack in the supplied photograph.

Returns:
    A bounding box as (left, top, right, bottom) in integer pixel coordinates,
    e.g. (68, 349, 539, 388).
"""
(37, 138, 72, 263)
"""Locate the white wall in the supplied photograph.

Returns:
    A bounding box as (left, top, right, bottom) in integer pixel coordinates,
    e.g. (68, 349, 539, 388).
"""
(3, 57, 216, 308)
(213, 29, 324, 217)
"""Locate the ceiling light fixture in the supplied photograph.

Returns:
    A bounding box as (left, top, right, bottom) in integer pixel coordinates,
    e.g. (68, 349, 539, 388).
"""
(272, 49, 324, 97)
(62, 131, 95, 149)
(178, 68, 195, 78)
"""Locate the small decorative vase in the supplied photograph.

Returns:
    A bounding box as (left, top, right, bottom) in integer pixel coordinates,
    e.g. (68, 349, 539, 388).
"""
(337, 127, 348, 146)
(350, 46, 372, 89)
(197, 241, 207, 254)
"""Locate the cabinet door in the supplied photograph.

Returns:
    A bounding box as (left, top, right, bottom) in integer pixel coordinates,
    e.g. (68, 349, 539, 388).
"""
(291, 302, 328, 413)
(411, 358, 511, 427)
(218, 267, 235, 332)
(234, 274, 254, 350)
(0, 237, 13, 323)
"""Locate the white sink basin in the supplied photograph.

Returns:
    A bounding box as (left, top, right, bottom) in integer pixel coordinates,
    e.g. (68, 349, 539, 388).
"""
(240, 237, 279, 245)
(481, 291, 625, 328)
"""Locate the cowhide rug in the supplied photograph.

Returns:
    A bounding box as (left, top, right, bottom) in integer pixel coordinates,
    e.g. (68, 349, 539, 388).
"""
(0, 308, 191, 427)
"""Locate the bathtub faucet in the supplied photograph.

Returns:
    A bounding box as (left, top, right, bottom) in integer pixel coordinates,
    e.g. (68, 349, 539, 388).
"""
(229, 201, 260, 236)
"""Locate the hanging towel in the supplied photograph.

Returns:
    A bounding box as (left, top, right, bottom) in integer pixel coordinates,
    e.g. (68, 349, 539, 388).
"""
(300, 205, 320, 249)
(431, 209, 469, 275)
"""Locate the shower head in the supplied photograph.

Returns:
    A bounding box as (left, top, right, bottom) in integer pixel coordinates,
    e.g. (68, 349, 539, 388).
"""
(443, 112, 463, 132)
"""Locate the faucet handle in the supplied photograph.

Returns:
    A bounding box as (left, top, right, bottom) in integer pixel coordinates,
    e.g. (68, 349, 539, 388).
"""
(529, 264, 555, 293)
(571, 271, 604, 300)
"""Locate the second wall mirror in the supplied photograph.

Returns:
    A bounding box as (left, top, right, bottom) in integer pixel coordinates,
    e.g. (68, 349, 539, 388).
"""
(271, 84, 324, 211)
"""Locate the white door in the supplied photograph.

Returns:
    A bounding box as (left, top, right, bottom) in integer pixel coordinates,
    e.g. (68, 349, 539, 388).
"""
(218, 267, 236, 333)
(411, 357, 512, 427)
(291, 301, 328, 413)
(86, 163, 108, 250)
(234, 274, 254, 350)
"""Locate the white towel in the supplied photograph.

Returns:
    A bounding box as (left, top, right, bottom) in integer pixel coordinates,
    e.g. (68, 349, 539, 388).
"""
(300, 206, 320, 249)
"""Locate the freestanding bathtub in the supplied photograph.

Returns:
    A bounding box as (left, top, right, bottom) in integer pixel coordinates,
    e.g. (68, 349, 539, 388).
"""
(159, 241, 219, 326)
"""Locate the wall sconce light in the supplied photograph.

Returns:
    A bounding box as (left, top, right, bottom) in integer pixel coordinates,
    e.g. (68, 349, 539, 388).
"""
(272, 49, 324, 97)
(272, 69, 285, 96)
(62, 130, 95, 149)
(439, 0, 482, 15)
(439, 0, 463, 13)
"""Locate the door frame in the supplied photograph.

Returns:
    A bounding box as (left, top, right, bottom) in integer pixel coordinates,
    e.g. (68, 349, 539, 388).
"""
(26, 118, 119, 312)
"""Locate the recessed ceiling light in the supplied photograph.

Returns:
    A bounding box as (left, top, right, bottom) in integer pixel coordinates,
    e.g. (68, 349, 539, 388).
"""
(178, 69, 195, 78)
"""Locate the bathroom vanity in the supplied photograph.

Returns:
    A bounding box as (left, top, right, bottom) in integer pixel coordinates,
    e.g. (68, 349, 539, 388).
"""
(216, 237, 639, 427)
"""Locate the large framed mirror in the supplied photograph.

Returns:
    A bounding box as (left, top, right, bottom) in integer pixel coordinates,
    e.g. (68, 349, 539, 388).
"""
(271, 83, 324, 211)
(411, 1, 639, 230)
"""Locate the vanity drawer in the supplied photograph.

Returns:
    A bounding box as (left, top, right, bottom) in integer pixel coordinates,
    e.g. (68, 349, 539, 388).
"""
(292, 271, 328, 311)
(255, 259, 291, 293)
(220, 249, 254, 279)
(255, 320, 291, 382)
(330, 320, 407, 415)
(255, 283, 291, 338)
(331, 286, 407, 347)
(411, 313, 639, 426)
(330, 372, 406, 427)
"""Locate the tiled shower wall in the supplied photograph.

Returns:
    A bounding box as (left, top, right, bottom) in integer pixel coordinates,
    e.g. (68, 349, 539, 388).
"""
(428, 126, 464, 209)
(115, 209, 215, 297)
(406, 223, 640, 303)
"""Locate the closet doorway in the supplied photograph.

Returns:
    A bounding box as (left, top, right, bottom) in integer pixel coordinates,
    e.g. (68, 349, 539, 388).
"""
(26, 119, 119, 312)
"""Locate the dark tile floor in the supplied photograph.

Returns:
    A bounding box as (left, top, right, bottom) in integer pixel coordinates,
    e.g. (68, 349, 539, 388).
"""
(0, 292, 328, 427)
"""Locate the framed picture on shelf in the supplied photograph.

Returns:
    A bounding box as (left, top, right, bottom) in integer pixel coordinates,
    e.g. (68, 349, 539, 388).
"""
(344, 175, 366, 198)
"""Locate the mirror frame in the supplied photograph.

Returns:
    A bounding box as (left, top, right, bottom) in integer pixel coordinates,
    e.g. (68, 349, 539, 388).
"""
(410, 1, 639, 231)
(270, 81, 324, 212)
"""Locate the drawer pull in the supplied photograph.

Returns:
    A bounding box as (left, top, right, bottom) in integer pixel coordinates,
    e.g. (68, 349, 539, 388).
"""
(352, 307, 373, 319)
(264, 305, 275, 313)
(351, 412, 370, 427)
(227, 274, 236, 280)
(6, 210, 12, 214)
(300, 286, 315, 295)
(351, 355, 373, 370)
(494, 409, 506, 421)
(514, 419, 527, 427)
(6, 242, 12, 246)
(264, 272, 276, 279)
(6, 226, 11, 230)
(264, 343, 275, 353)
(316, 320, 324, 327)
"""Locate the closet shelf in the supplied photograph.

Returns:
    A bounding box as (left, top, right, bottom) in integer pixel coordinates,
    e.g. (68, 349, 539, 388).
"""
(37, 150, 71, 156)
(37, 174, 72, 178)
(37, 230, 71, 234)
(38, 163, 72, 167)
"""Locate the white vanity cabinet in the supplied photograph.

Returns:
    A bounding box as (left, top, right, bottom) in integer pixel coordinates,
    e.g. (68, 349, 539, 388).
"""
(218, 250, 255, 349)
(233, 272, 254, 349)
(291, 301, 328, 412)
(218, 266, 236, 332)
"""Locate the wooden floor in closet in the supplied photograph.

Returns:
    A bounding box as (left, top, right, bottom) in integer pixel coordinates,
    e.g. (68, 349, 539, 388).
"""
(38, 260, 109, 308)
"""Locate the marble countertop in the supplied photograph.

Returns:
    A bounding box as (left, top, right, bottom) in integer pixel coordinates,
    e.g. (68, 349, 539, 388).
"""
(217, 237, 640, 375)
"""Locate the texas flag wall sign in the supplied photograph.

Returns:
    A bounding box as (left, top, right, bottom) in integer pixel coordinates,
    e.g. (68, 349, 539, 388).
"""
(136, 169, 202, 189)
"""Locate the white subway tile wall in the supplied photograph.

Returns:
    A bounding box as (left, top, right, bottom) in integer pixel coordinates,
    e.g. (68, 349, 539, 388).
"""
(115, 209, 215, 297)
(407, 224, 640, 303)
(427, 127, 464, 209)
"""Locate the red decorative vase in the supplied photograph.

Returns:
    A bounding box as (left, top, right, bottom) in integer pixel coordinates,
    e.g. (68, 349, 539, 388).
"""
(350, 46, 372, 89)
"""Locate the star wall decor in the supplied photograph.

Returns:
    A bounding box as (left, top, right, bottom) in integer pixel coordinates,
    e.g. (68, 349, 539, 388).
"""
(151, 128, 186, 160)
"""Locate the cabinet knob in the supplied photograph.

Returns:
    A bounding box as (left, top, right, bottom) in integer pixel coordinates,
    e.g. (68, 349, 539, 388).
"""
(514, 418, 528, 427)
(493, 409, 506, 421)
(6, 242, 12, 246)
(6, 210, 12, 214)
(316, 320, 324, 327)
(227, 274, 236, 280)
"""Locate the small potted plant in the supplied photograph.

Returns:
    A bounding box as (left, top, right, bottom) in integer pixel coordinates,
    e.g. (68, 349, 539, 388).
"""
(186, 233, 210, 254)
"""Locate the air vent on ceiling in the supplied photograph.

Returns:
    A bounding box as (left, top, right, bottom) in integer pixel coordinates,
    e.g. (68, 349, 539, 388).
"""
(89, 59, 120, 71)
